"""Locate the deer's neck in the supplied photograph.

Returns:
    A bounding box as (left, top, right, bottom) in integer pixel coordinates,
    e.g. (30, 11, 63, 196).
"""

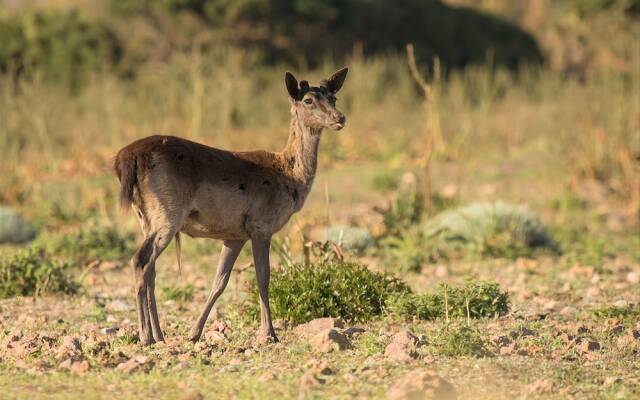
(281, 109, 322, 187)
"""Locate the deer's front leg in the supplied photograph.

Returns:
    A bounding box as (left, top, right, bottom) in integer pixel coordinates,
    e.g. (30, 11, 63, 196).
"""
(251, 236, 278, 343)
(189, 240, 246, 342)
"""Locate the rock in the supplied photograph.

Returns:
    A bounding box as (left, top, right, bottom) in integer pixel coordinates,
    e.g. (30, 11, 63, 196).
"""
(295, 318, 344, 337)
(59, 357, 90, 375)
(100, 327, 119, 335)
(310, 329, 352, 353)
(57, 336, 82, 359)
(116, 355, 153, 373)
(299, 369, 326, 391)
(343, 327, 365, 338)
(210, 320, 232, 335)
(385, 330, 419, 361)
(499, 342, 516, 355)
(576, 339, 600, 354)
(204, 330, 226, 344)
(0, 207, 37, 244)
(388, 369, 456, 400)
(304, 359, 333, 376)
(627, 272, 640, 285)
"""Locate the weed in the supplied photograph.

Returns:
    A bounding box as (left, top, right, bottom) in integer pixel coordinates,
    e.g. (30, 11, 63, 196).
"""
(357, 331, 388, 356)
(592, 304, 640, 321)
(84, 304, 107, 323)
(429, 323, 490, 357)
(42, 223, 135, 262)
(243, 262, 410, 324)
(379, 228, 427, 272)
(161, 284, 195, 302)
(375, 189, 424, 237)
(0, 247, 78, 298)
(370, 170, 400, 192)
(388, 281, 509, 320)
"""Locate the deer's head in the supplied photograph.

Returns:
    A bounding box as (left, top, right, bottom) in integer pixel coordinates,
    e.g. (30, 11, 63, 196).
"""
(285, 67, 348, 131)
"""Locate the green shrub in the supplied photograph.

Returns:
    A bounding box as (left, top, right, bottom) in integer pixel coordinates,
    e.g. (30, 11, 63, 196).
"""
(0, 248, 78, 298)
(161, 284, 195, 302)
(375, 189, 424, 237)
(388, 281, 509, 320)
(244, 262, 410, 324)
(430, 324, 489, 357)
(423, 202, 556, 260)
(42, 224, 136, 262)
(379, 228, 427, 272)
(0, 10, 121, 88)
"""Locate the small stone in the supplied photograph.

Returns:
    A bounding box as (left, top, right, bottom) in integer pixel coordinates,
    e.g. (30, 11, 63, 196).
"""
(299, 369, 325, 391)
(204, 330, 226, 344)
(499, 342, 516, 355)
(576, 339, 600, 354)
(342, 327, 365, 338)
(295, 318, 344, 337)
(388, 369, 456, 400)
(70, 359, 90, 375)
(57, 336, 82, 359)
(385, 330, 419, 361)
(116, 355, 152, 373)
(627, 272, 640, 285)
(100, 327, 119, 335)
(310, 329, 352, 353)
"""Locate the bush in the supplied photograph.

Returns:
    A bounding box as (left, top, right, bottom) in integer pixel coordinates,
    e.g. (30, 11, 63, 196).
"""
(423, 202, 557, 260)
(0, 247, 78, 298)
(429, 324, 489, 357)
(0, 10, 121, 88)
(42, 224, 136, 262)
(244, 262, 410, 324)
(388, 281, 509, 320)
(319, 224, 375, 253)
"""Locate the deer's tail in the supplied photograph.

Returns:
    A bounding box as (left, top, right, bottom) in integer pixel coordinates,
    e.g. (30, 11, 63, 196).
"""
(113, 150, 138, 211)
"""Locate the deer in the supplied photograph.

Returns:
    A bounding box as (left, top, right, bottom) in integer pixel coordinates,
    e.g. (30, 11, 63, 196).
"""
(113, 67, 348, 345)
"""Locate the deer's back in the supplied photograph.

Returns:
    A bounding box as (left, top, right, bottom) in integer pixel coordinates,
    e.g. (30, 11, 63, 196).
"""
(116, 135, 303, 239)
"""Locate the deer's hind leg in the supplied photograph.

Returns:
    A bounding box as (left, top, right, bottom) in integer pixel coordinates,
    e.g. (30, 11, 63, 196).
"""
(131, 204, 182, 345)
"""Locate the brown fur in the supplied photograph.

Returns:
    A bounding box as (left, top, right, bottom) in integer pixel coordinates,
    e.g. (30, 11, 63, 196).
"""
(114, 67, 349, 345)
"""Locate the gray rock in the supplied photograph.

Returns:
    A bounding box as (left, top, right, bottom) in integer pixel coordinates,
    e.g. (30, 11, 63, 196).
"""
(0, 207, 37, 244)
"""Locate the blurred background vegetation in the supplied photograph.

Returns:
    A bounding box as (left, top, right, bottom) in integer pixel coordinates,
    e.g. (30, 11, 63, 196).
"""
(0, 0, 637, 268)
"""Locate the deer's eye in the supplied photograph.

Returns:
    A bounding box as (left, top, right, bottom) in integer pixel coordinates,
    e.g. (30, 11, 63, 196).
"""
(304, 98, 313, 105)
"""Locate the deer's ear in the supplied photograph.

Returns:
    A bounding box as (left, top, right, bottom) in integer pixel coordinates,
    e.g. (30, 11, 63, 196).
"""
(285, 71, 300, 100)
(325, 67, 348, 93)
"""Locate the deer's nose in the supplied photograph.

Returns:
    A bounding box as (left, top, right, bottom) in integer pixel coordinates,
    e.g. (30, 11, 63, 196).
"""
(337, 114, 346, 125)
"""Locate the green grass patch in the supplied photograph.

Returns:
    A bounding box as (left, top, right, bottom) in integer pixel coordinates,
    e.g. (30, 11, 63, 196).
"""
(0, 247, 79, 298)
(388, 281, 509, 320)
(84, 304, 107, 323)
(429, 323, 490, 357)
(592, 304, 640, 321)
(41, 223, 136, 262)
(244, 262, 410, 324)
(161, 284, 195, 302)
